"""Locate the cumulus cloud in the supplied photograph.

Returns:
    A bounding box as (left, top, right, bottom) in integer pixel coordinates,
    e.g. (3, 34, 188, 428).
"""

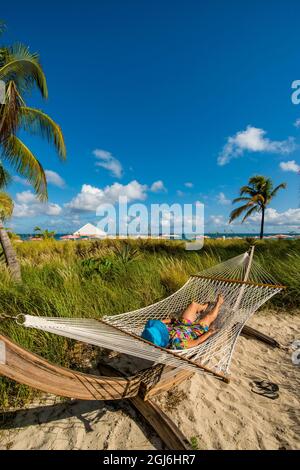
(249, 207, 300, 227)
(45, 170, 66, 188)
(184, 182, 194, 188)
(150, 180, 167, 193)
(218, 126, 296, 166)
(93, 149, 123, 178)
(217, 192, 231, 205)
(65, 180, 148, 212)
(279, 160, 300, 173)
(13, 191, 62, 218)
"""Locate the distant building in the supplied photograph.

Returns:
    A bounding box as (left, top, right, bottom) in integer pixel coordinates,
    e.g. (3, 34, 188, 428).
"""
(73, 223, 106, 238)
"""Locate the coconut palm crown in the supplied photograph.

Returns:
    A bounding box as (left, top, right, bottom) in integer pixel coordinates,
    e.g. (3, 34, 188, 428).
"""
(229, 175, 287, 239)
(0, 29, 66, 200)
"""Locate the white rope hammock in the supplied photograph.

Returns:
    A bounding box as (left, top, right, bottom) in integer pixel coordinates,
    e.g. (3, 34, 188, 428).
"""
(21, 249, 284, 381)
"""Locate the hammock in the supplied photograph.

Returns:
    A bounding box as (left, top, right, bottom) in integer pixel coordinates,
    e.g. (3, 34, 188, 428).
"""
(19, 247, 285, 382)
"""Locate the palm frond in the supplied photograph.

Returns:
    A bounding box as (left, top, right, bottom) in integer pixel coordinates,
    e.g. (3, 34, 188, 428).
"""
(239, 185, 257, 197)
(2, 135, 47, 200)
(0, 44, 48, 98)
(0, 163, 11, 189)
(0, 191, 13, 219)
(232, 196, 252, 204)
(270, 182, 287, 199)
(248, 175, 268, 187)
(241, 204, 259, 223)
(20, 107, 66, 160)
(0, 81, 24, 141)
(229, 202, 255, 224)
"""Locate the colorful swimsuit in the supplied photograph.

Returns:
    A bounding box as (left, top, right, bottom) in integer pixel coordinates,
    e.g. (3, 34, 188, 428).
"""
(167, 318, 209, 350)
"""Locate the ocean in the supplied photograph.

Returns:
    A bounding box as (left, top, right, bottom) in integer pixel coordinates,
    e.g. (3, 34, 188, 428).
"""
(17, 232, 299, 241)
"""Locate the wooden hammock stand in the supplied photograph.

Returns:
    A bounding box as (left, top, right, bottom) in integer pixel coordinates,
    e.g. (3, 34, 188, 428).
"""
(0, 321, 280, 450)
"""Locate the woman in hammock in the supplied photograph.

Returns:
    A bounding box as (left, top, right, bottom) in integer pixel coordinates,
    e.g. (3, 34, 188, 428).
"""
(142, 294, 224, 350)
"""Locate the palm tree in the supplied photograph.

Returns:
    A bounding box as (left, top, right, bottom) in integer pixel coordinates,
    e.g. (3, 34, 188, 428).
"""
(41, 228, 56, 239)
(229, 175, 287, 239)
(0, 24, 66, 280)
(33, 225, 41, 238)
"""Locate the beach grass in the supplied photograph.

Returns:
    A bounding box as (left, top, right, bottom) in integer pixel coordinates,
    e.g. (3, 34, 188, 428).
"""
(0, 238, 299, 410)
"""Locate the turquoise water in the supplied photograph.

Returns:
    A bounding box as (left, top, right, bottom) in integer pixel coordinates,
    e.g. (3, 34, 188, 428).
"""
(17, 232, 299, 241)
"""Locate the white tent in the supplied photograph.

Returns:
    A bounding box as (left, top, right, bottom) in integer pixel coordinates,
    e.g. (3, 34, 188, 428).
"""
(73, 223, 106, 238)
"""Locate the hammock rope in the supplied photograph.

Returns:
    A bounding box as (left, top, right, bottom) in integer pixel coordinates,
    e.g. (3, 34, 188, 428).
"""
(19, 249, 284, 381)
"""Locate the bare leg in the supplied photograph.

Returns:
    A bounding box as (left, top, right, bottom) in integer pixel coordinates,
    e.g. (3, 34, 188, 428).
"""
(185, 329, 215, 348)
(181, 301, 209, 323)
(199, 294, 224, 328)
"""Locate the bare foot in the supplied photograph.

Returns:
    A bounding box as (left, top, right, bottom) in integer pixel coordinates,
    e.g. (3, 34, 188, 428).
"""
(216, 294, 224, 307)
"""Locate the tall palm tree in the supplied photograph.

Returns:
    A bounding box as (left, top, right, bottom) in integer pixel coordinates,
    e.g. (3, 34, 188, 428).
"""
(229, 175, 287, 239)
(0, 24, 66, 280)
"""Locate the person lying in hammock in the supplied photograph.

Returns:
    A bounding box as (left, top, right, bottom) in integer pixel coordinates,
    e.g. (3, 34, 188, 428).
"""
(141, 294, 224, 350)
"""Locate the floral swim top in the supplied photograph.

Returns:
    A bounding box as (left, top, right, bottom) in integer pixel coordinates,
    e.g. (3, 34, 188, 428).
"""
(167, 318, 209, 350)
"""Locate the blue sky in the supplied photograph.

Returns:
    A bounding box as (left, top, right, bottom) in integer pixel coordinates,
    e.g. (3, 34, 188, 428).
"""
(2, 0, 300, 234)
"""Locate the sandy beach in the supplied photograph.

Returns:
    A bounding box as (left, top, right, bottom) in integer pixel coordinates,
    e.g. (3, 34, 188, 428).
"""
(0, 310, 299, 450)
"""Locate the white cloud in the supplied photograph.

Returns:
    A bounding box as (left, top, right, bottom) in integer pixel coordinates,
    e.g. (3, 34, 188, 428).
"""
(65, 180, 148, 212)
(93, 149, 123, 178)
(176, 190, 185, 197)
(208, 215, 226, 226)
(45, 170, 66, 188)
(184, 182, 194, 188)
(16, 191, 36, 204)
(294, 118, 300, 128)
(45, 204, 62, 216)
(217, 192, 231, 205)
(13, 191, 62, 218)
(218, 126, 296, 166)
(279, 160, 300, 173)
(249, 207, 300, 227)
(150, 180, 167, 193)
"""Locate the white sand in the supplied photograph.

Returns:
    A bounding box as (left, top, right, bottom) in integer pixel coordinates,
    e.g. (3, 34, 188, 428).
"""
(0, 310, 299, 450)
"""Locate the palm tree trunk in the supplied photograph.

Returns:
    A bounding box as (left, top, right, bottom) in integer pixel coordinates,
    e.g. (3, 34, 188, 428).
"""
(0, 218, 21, 281)
(260, 207, 265, 239)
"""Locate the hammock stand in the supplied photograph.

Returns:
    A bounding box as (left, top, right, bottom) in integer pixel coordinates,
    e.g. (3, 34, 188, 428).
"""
(0, 246, 285, 403)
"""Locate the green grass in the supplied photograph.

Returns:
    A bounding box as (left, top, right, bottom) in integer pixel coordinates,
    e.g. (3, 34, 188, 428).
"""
(0, 237, 299, 410)
(190, 436, 200, 450)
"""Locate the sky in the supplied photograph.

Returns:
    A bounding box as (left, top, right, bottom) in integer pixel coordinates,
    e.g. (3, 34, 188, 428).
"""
(2, 0, 300, 234)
